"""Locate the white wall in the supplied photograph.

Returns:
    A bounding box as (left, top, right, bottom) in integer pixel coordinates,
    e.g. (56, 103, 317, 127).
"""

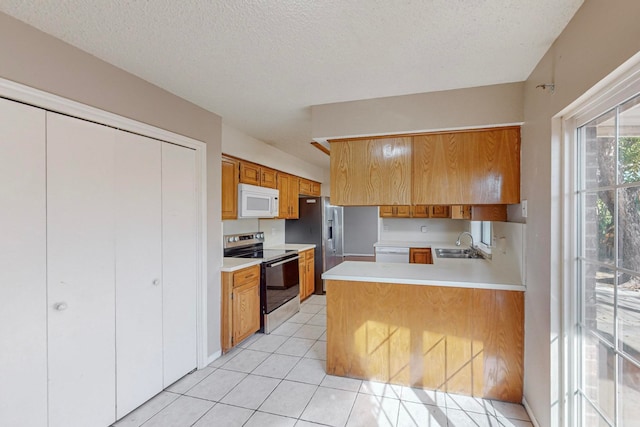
(311, 82, 524, 140)
(222, 122, 327, 187)
(521, 1, 640, 426)
(379, 218, 465, 243)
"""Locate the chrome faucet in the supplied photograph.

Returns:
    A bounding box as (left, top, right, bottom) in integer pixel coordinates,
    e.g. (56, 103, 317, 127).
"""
(456, 231, 474, 249)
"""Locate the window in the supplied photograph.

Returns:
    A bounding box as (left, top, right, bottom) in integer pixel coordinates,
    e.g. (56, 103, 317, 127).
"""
(576, 93, 640, 426)
(481, 221, 492, 246)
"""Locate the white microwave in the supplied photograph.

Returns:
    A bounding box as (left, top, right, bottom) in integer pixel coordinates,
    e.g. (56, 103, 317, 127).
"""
(238, 183, 279, 218)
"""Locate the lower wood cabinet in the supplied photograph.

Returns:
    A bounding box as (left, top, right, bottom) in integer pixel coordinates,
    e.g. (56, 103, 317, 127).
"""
(221, 264, 261, 353)
(299, 249, 315, 300)
(409, 248, 432, 264)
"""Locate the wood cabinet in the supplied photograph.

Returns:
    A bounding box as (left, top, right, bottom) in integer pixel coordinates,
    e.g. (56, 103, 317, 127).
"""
(379, 205, 411, 218)
(409, 248, 432, 264)
(300, 178, 322, 196)
(451, 204, 508, 221)
(278, 173, 300, 219)
(413, 127, 520, 205)
(299, 249, 315, 301)
(221, 156, 239, 220)
(221, 264, 261, 353)
(239, 160, 277, 189)
(330, 137, 412, 205)
(429, 205, 450, 218)
(380, 205, 449, 219)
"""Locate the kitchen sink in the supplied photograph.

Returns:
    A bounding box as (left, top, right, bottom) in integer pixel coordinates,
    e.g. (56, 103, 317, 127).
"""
(434, 248, 484, 259)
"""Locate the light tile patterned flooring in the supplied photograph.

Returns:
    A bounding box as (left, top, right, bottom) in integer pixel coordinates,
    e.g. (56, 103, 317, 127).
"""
(114, 295, 533, 427)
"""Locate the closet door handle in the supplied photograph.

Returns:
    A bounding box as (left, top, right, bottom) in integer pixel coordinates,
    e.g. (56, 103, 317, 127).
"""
(54, 302, 68, 311)
(152, 279, 160, 286)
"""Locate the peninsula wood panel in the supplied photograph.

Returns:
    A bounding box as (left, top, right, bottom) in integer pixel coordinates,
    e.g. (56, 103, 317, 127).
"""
(413, 127, 520, 205)
(330, 137, 411, 206)
(325, 280, 524, 402)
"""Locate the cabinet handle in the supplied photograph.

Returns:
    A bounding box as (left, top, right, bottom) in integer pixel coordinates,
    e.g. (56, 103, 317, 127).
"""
(152, 279, 160, 286)
(54, 302, 68, 311)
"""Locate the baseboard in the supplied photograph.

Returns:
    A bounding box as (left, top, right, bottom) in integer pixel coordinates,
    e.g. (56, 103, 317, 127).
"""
(205, 350, 222, 367)
(522, 397, 541, 427)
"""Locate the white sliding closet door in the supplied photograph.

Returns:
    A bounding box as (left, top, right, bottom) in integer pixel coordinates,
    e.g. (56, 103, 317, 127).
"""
(115, 131, 163, 418)
(0, 98, 47, 427)
(162, 143, 198, 386)
(47, 113, 116, 427)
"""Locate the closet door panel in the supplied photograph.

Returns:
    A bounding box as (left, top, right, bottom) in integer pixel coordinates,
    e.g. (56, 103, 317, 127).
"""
(162, 143, 198, 386)
(115, 131, 163, 418)
(0, 98, 47, 427)
(47, 113, 116, 427)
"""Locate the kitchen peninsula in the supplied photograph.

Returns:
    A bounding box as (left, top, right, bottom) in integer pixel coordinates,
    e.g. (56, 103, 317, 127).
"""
(322, 256, 525, 403)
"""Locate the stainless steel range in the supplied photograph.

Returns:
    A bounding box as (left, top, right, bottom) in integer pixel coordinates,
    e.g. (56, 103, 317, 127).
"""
(223, 232, 300, 333)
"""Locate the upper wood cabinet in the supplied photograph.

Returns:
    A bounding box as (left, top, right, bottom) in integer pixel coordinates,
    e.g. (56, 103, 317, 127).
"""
(379, 205, 411, 218)
(330, 137, 412, 206)
(451, 204, 508, 221)
(239, 161, 277, 189)
(221, 156, 239, 220)
(277, 173, 299, 219)
(380, 205, 449, 219)
(299, 178, 321, 196)
(412, 127, 520, 205)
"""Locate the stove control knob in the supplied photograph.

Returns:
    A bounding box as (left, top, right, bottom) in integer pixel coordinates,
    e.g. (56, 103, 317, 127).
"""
(233, 236, 239, 242)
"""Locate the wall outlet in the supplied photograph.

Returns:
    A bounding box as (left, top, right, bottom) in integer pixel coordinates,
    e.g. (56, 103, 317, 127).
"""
(421, 226, 428, 233)
(521, 200, 528, 218)
(383, 225, 390, 232)
(271, 227, 277, 235)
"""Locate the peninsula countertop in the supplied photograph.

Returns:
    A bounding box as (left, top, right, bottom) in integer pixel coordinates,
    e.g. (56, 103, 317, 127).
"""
(322, 256, 525, 291)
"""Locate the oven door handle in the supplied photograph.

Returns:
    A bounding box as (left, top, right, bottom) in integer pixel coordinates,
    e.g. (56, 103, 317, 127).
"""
(267, 256, 300, 267)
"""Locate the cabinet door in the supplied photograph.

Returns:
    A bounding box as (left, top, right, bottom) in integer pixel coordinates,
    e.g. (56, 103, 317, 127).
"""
(430, 206, 450, 218)
(451, 205, 471, 219)
(232, 282, 261, 345)
(331, 137, 412, 205)
(412, 205, 429, 218)
(162, 143, 198, 386)
(299, 178, 312, 195)
(278, 173, 290, 219)
(0, 99, 47, 427)
(115, 131, 163, 418)
(413, 128, 520, 205)
(379, 206, 394, 217)
(410, 248, 433, 264)
(239, 161, 261, 186)
(396, 205, 411, 218)
(311, 181, 322, 196)
(261, 167, 278, 189)
(47, 112, 116, 427)
(299, 256, 306, 299)
(305, 250, 315, 297)
(288, 176, 300, 219)
(222, 156, 239, 220)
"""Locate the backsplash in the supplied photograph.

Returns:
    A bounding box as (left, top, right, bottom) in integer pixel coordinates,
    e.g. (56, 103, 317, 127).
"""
(222, 218, 286, 248)
(379, 218, 466, 243)
(491, 221, 526, 285)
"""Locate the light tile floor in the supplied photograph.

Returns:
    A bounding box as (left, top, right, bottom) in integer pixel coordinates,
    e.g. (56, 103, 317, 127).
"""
(114, 294, 533, 427)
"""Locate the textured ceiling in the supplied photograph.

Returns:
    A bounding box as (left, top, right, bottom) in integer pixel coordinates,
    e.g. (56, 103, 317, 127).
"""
(0, 0, 583, 168)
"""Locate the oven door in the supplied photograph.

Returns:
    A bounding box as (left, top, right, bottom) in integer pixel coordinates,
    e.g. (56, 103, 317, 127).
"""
(263, 255, 299, 314)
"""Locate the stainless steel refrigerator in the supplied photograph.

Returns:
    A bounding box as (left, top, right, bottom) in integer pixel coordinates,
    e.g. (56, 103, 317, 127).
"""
(285, 197, 343, 293)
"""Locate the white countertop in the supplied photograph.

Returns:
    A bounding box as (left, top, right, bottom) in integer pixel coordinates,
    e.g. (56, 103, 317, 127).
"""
(322, 257, 525, 292)
(266, 243, 316, 252)
(221, 258, 262, 272)
(374, 240, 444, 249)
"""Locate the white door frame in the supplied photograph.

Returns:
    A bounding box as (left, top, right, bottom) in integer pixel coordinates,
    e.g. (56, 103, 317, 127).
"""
(0, 78, 209, 369)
